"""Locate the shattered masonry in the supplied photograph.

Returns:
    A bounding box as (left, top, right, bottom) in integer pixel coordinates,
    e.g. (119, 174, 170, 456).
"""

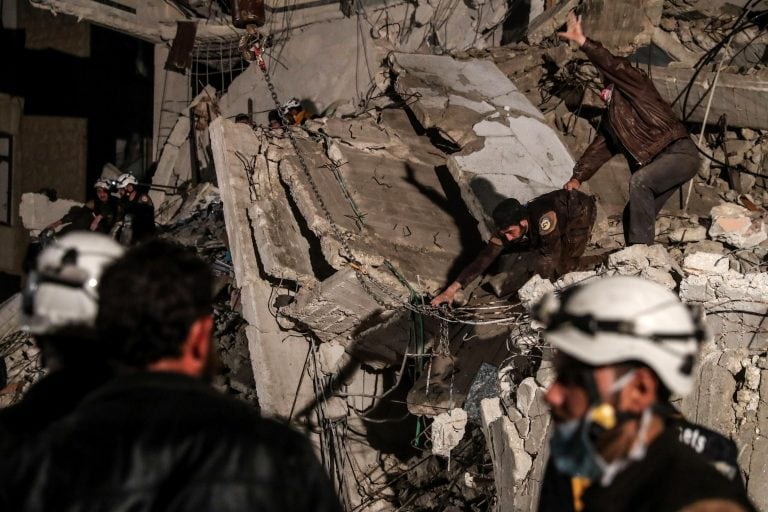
(1, 0, 766, 510)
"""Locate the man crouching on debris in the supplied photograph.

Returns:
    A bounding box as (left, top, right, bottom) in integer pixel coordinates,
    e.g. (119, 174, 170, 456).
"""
(0, 239, 343, 512)
(430, 188, 596, 306)
(559, 12, 700, 246)
(536, 276, 755, 512)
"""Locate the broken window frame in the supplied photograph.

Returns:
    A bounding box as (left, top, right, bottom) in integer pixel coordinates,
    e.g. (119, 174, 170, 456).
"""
(0, 133, 12, 226)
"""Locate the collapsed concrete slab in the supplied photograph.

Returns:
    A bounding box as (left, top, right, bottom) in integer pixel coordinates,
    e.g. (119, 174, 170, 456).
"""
(19, 193, 82, 235)
(652, 66, 768, 130)
(392, 52, 574, 240)
(209, 117, 315, 418)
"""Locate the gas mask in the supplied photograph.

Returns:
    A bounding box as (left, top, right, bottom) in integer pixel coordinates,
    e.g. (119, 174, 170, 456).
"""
(549, 369, 641, 483)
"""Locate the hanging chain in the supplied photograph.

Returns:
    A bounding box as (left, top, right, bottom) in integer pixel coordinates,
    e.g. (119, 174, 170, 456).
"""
(247, 40, 530, 326)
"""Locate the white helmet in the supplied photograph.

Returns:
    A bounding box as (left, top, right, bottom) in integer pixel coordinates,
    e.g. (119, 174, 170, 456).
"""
(22, 232, 125, 334)
(280, 97, 301, 113)
(536, 276, 706, 396)
(116, 173, 138, 189)
(94, 178, 111, 190)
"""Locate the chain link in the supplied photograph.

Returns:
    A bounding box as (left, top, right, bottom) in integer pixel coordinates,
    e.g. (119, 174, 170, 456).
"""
(250, 50, 527, 326)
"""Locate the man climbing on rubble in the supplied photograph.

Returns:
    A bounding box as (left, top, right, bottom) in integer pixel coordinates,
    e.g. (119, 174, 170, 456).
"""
(558, 12, 700, 246)
(536, 276, 754, 512)
(0, 239, 344, 512)
(430, 188, 596, 306)
(116, 172, 155, 243)
(0, 232, 124, 452)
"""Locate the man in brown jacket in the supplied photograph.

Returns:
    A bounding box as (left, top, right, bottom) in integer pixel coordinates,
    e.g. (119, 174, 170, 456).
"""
(559, 12, 700, 245)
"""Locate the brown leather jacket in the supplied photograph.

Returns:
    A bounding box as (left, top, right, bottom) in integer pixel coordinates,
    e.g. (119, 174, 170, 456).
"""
(571, 39, 689, 182)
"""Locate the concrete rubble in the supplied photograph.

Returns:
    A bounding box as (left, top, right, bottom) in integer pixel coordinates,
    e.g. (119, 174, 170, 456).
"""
(19, 192, 82, 235)
(8, 0, 768, 510)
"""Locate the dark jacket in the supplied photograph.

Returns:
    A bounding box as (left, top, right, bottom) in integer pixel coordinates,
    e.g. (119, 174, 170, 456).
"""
(455, 189, 596, 285)
(538, 426, 753, 512)
(120, 194, 156, 242)
(572, 39, 689, 182)
(0, 372, 343, 512)
(93, 196, 120, 234)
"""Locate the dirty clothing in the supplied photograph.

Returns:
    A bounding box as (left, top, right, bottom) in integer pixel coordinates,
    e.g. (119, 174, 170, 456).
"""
(92, 195, 120, 234)
(0, 372, 343, 512)
(538, 425, 752, 512)
(120, 193, 155, 243)
(626, 137, 699, 244)
(455, 189, 596, 285)
(571, 38, 697, 245)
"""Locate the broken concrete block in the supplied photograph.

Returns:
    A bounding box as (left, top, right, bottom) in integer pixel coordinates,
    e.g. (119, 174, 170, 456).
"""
(518, 275, 555, 312)
(480, 397, 533, 492)
(554, 270, 599, 289)
(431, 408, 469, 458)
(683, 252, 730, 275)
(608, 244, 672, 274)
(524, 388, 551, 456)
(516, 377, 539, 417)
(284, 268, 388, 345)
(640, 267, 676, 289)
(19, 192, 82, 234)
(709, 203, 768, 249)
(745, 366, 761, 391)
(669, 225, 707, 243)
(318, 342, 346, 376)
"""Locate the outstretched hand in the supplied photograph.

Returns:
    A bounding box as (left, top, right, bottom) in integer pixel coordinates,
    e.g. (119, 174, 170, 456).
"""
(430, 282, 461, 307)
(557, 12, 586, 47)
(564, 178, 581, 191)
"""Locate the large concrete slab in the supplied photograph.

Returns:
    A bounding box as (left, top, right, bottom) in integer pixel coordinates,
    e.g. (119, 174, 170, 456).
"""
(274, 119, 468, 292)
(209, 117, 315, 418)
(392, 52, 574, 240)
(652, 66, 768, 130)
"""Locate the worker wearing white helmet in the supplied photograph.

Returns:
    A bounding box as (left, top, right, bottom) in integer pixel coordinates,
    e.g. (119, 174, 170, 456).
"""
(91, 178, 120, 234)
(1, 232, 124, 452)
(115, 173, 155, 243)
(536, 276, 754, 512)
(279, 97, 307, 125)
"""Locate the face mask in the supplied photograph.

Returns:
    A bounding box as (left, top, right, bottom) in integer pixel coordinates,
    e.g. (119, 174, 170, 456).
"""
(549, 416, 604, 480)
(548, 370, 639, 481)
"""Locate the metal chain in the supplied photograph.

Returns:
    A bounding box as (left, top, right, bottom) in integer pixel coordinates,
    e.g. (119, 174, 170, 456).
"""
(251, 48, 529, 326)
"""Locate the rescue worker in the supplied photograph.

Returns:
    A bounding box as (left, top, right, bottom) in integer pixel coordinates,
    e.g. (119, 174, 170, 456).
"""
(279, 97, 308, 125)
(0, 240, 344, 512)
(558, 12, 700, 246)
(90, 178, 120, 234)
(115, 172, 155, 243)
(431, 189, 596, 306)
(0, 232, 123, 451)
(536, 276, 755, 512)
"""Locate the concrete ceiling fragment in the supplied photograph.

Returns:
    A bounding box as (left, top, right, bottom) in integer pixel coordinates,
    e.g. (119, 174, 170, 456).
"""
(391, 52, 574, 240)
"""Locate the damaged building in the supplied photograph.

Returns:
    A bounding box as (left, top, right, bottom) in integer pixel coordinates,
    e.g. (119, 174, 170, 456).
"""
(2, 0, 768, 510)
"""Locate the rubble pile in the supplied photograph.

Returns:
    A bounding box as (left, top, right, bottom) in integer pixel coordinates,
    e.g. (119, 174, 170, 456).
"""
(9, 0, 768, 509)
